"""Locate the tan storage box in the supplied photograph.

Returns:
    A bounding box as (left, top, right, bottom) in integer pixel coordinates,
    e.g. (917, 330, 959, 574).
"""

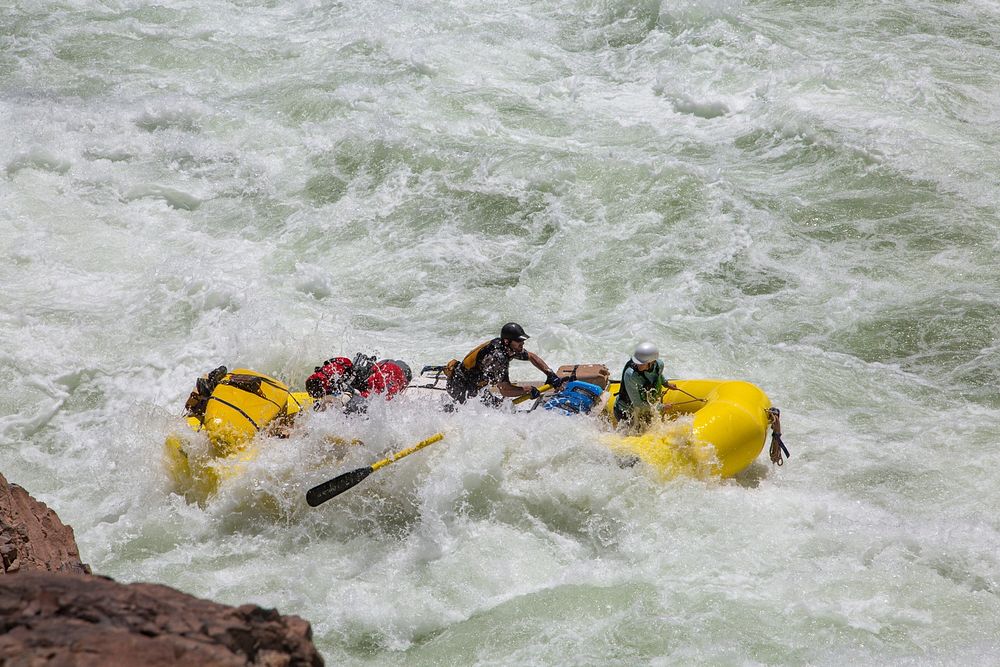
(556, 364, 611, 389)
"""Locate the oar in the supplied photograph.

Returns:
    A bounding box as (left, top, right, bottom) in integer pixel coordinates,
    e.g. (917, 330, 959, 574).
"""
(511, 383, 553, 405)
(306, 432, 445, 507)
(669, 384, 706, 403)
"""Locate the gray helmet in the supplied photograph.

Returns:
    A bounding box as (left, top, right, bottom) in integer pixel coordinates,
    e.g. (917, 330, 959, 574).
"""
(501, 322, 530, 341)
(631, 341, 659, 365)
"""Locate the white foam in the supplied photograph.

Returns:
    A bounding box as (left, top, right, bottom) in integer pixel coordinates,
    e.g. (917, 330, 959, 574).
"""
(3, 0, 1000, 662)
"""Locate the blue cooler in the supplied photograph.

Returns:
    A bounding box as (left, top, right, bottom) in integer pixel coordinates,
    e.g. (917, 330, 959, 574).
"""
(543, 381, 604, 416)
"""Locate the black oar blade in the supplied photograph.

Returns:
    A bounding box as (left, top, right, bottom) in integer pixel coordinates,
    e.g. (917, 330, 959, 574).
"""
(306, 466, 374, 507)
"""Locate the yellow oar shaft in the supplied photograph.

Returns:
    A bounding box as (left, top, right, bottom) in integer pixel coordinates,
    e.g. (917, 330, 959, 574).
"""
(306, 432, 446, 506)
(370, 432, 444, 472)
(512, 383, 553, 405)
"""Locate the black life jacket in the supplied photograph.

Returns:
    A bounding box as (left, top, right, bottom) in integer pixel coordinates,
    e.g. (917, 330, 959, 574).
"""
(451, 338, 525, 388)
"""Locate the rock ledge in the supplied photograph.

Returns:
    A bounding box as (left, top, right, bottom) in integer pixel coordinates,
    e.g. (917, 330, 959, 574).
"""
(0, 571, 323, 666)
(1, 472, 324, 666)
(0, 472, 90, 575)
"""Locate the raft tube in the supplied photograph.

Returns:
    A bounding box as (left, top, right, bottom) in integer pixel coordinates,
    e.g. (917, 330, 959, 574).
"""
(163, 368, 312, 501)
(605, 379, 772, 478)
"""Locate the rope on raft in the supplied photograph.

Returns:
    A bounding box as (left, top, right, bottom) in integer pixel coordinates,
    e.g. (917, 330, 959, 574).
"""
(767, 407, 790, 465)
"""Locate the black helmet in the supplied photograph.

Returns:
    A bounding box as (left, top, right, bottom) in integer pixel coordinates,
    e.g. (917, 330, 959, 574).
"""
(500, 322, 530, 341)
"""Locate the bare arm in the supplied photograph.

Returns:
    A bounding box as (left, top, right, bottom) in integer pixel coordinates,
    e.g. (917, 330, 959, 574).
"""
(496, 380, 525, 397)
(526, 351, 554, 378)
(657, 373, 679, 413)
(500, 352, 555, 397)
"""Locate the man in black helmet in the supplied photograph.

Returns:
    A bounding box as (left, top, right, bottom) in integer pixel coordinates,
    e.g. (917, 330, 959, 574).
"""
(445, 322, 562, 407)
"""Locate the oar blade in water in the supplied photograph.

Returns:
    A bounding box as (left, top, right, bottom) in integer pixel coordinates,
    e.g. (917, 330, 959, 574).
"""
(306, 466, 373, 506)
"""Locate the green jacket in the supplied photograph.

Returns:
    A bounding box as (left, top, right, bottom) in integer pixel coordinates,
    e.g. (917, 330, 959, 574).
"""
(615, 359, 666, 420)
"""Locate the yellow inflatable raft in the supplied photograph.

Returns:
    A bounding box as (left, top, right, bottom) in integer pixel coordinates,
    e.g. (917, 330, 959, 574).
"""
(164, 368, 312, 501)
(605, 379, 774, 478)
(164, 366, 780, 502)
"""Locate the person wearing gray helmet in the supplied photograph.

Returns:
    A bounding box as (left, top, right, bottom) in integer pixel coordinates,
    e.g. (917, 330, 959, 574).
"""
(445, 322, 562, 407)
(613, 342, 679, 431)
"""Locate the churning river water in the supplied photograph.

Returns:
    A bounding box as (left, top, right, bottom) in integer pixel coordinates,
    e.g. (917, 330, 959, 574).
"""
(3, 0, 1000, 663)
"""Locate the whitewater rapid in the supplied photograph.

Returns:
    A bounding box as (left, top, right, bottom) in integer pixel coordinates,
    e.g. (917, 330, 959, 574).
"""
(3, 0, 1000, 663)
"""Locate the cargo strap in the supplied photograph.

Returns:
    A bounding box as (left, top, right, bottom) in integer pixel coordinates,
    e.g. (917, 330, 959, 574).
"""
(220, 374, 287, 413)
(207, 395, 261, 432)
(185, 365, 228, 418)
(767, 407, 789, 465)
(573, 385, 601, 402)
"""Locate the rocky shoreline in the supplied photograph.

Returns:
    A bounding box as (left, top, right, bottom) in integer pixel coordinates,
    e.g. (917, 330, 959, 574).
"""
(0, 472, 324, 666)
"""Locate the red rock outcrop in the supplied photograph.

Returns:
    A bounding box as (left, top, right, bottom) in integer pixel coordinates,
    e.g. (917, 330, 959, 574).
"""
(1, 473, 324, 665)
(0, 472, 90, 575)
(0, 571, 324, 666)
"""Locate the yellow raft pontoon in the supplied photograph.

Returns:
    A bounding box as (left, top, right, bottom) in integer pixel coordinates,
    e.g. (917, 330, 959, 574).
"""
(605, 379, 777, 478)
(164, 368, 312, 501)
